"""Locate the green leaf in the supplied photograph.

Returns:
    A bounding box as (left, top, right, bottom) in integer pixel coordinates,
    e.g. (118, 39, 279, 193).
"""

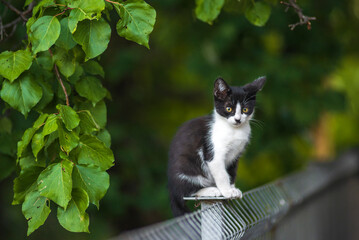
(68, 8, 88, 34)
(56, 17, 77, 50)
(0, 73, 43, 117)
(17, 113, 48, 160)
(195, 0, 225, 25)
(77, 100, 107, 128)
(37, 159, 73, 208)
(115, 0, 156, 48)
(19, 155, 46, 172)
(57, 120, 79, 153)
(78, 110, 100, 134)
(30, 15, 61, 54)
(68, 0, 106, 15)
(57, 80, 72, 101)
(0, 50, 33, 82)
(97, 129, 111, 148)
(78, 134, 114, 170)
(22, 191, 51, 236)
(53, 47, 77, 78)
(13, 166, 43, 205)
(245, 2, 271, 27)
(73, 19, 111, 60)
(57, 104, 80, 131)
(73, 165, 109, 208)
(67, 0, 106, 33)
(42, 114, 58, 136)
(31, 132, 45, 158)
(57, 188, 90, 233)
(34, 78, 54, 111)
(75, 76, 107, 105)
(83, 60, 104, 78)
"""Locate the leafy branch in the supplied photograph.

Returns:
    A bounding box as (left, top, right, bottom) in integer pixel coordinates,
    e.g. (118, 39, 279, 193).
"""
(280, 0, 317, 30)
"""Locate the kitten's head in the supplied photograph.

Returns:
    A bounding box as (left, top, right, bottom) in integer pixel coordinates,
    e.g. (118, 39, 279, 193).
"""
(213, 77, 266, 127)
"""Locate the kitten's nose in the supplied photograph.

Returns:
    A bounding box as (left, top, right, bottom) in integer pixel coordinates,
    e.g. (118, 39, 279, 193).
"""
(235, 119, 241, 124)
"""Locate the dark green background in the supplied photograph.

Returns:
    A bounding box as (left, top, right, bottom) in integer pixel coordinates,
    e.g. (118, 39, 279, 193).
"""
(1, 0, 359, 239)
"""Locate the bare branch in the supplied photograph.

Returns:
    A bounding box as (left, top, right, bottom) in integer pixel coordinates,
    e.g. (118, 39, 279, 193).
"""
(0, 2, 34, 42)
(0, 0, 28, 21)
(280, 0, 316, 30)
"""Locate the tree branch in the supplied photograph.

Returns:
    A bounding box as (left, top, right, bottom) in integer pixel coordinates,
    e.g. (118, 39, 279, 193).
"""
(280, 0, 316, 30)
(48, 49, 70, 106)
(1, 0, 28, 21)
(0, 1, 34, 42)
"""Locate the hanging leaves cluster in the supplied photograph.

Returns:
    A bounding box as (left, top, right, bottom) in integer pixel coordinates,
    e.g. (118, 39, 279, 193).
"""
(0, 0, 156, 235)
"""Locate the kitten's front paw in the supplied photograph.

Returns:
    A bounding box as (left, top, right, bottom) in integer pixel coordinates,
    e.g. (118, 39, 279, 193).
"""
(220, 188, 243, 199)
(194, 187, 222, 197)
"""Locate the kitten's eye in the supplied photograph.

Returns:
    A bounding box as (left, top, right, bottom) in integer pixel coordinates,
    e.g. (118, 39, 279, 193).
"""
(226, 107, 232, 112)
(243, 108, 249, 113)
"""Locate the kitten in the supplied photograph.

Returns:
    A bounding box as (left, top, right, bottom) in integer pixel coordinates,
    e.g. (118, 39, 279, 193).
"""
(167, 77, 266, 217)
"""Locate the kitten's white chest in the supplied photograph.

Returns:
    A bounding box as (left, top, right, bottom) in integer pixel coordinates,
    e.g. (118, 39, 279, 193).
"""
(210, 115, 251, 166)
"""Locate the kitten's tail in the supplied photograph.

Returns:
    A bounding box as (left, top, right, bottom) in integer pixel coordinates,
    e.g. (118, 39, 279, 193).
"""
(170, 195, 190, 217)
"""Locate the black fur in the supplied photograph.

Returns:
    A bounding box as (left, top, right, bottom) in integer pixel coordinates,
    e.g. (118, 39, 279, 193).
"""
(167, 77, 266, 217)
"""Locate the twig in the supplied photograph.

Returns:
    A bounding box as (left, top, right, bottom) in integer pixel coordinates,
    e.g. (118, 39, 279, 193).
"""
(280, 0, 316, 30)
(48, 49, 70, 106)
(0, 0, 28, 21)
(0, 2, 34, 42)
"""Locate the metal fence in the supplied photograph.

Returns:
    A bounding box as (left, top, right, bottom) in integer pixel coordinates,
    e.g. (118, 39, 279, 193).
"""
(113, 150, 359, 240)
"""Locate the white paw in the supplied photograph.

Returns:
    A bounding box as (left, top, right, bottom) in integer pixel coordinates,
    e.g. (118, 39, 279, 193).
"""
(220, 188, 243, 199)
(194, 187, 222, 197)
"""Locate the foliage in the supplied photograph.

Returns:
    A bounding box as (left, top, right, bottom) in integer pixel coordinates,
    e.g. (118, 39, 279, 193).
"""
(1, 0, 358, 239)
(0, 0, 157, 235)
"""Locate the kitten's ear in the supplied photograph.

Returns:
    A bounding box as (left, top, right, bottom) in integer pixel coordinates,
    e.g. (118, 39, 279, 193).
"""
(243, 76, 266, 95)
(214, 78, 231, 100)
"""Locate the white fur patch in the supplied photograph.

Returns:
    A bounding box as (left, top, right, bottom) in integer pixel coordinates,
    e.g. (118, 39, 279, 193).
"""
(206, 110, 251, 198)
(193, 187, 222, 197)
(177, 173, 213, 187)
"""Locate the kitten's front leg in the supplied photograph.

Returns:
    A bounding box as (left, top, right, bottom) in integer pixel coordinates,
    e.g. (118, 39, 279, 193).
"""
(208, 158, 242, 198)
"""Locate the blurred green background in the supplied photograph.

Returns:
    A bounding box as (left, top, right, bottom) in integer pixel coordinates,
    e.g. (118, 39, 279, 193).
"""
(1, 0, 359, 239)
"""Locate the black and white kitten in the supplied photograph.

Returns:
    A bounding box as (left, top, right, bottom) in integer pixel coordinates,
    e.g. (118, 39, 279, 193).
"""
(167, 76, 266, 217)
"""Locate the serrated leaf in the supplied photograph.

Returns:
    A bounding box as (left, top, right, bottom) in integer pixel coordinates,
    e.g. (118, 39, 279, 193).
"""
(19, 155, 46, 172)
(73, 165, 109, 208)
(0, 73, 42, 117)
(17, 114, 48, 160)
(42, 114, 58, 136)
(83, 60, 104, 78)
(31, 132, 45, 158)
(37, 159, 73, 208)
(30, 16, 61, 54)
(115, 0, 156, 48)
(73, 19, 111, 60)
(68, 8, 88, 34)
(53, 47, 77, 78)
(78, 110, 100, 134)
(75, 76, 107, 105)
(97, 129, 111, 148)
(195, 0, 225, 24)
(57, 120, 79, 153)
(57, 188, 90, 233)
(13, 166, 43, 205)
(78, 100, 107, 128)
(22, 190, 51, 236)
(245, 2, 271, 27)
(57, 105, 80, 131)
(0, 50, 33, 82)
(56, 17, 77, 50)
(78, 135, 114, 170)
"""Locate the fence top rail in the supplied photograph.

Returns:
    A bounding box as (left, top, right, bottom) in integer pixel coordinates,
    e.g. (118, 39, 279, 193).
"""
(112, 149, 359, 240)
